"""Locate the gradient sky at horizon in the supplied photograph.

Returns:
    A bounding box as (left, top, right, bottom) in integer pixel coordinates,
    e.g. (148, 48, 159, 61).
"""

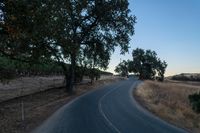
(107, 0, 200, 76)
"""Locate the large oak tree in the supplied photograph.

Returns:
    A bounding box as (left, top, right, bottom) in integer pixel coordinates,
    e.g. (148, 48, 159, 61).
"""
(129, 48, 167, 81)
(0, 0, 136, 92)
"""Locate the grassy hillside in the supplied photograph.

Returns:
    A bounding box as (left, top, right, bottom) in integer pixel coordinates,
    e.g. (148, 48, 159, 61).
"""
(171, 73, 200, 82)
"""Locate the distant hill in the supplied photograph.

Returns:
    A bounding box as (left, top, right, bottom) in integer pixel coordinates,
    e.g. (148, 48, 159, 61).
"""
(171, 73, 200, 81)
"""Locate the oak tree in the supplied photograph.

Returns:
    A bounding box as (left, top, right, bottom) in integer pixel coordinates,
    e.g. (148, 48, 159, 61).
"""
(0, 0, 136, 92)
(115, 60, 129, 77)
(129, 48, 167, 81)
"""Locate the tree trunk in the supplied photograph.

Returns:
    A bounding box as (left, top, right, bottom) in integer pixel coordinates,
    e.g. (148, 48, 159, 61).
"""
(80, 65, 87, 82)
(66, 53, 76, 93)
(139, 73, 143, 80)
(90, 77, 94, 84)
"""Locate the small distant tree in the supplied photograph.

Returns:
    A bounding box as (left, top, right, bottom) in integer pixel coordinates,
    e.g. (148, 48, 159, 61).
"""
(115, 60, 129, 77)
(129, 48, 167, 81)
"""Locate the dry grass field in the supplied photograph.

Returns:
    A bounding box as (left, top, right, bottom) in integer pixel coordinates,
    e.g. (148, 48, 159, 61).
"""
(135, 80, 200, 133)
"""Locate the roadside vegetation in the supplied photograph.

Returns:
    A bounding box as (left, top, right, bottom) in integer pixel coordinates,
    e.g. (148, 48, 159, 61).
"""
(169, 74, 200, 114)
(189, 92, 200, 113)
(0, 56, 112, 84)
(0, 0, 136, 93)
(0, 78, 122, 133)
(0, 1, 135, 132)
(115, 48, 167, 81)
(135, 80, 200, 133)
(2, 1, 200, 132)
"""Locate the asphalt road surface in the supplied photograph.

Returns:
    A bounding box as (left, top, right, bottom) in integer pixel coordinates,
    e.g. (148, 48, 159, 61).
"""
(33, 77, 188, 133)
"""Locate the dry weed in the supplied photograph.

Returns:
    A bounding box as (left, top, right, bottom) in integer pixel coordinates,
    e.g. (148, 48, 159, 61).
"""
(135, 80, 200, 133)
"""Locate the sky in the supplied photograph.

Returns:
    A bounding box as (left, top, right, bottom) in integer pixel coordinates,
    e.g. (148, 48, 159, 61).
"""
(107, 0, 200, 76)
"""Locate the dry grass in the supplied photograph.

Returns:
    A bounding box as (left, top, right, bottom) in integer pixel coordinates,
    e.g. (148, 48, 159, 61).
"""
(135, 80, 200, 133)
(0, 77, 123, 133)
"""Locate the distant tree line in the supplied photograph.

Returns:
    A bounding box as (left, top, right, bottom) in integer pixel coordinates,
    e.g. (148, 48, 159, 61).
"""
(0, 56, 113, 83)
(171, 74, 200, 82)
(0, 0, 136, 92)
(115, 48, 167, 81)
(0, 56, 64, 81)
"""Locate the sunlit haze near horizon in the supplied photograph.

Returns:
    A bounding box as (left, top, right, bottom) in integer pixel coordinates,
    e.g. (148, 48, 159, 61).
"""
(107, 0, 200, 76)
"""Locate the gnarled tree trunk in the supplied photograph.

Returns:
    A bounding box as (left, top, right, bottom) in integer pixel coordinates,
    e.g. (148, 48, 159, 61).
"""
(66, 53, 76, 93)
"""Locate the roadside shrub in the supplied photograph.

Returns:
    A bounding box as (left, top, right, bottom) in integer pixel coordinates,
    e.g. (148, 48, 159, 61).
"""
(188, 92, 200, 113)
(0, 67, 16, 83)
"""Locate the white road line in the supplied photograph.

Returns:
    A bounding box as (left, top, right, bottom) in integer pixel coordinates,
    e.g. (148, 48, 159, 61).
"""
(98, 84, 123, 133)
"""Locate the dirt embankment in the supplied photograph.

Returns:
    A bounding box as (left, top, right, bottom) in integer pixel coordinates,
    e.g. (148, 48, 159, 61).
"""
(0, 75, 115, 102)
(0, 76, 65, 102)
(134, 80, 200, 133)
(0, 77, 123, 133)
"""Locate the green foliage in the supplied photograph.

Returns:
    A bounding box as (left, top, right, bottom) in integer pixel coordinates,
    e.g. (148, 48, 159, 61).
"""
(189, 92, 200, 113)
(0, 55, 112, 83)
(0, 0, 136, 91)
(88, 68, 101, 82)
(0, 66, 16, 83)
(129, 48, 167, 81)
(0, 56, 64, 79)
(115, 60, 129, 77)
(0, 1, 52, 63)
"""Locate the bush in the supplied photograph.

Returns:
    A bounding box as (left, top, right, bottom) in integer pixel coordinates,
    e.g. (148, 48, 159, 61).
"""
(0, 67, 16, 83)
(188, 92, 200, 113)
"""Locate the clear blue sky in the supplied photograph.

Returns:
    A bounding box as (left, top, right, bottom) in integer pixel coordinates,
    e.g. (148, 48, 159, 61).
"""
(108, 0, 200, 76)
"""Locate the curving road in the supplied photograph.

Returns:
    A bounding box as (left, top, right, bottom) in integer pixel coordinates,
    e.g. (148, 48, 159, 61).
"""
(33, 77, 188, 133)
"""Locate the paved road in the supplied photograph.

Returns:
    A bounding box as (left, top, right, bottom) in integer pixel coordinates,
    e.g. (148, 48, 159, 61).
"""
(33, 78, 188, 133)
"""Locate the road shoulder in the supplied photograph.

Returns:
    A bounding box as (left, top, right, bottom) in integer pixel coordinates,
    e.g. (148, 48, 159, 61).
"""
(0, 78, 123, 133)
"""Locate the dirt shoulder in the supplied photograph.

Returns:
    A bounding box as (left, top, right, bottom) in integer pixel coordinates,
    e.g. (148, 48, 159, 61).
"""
(0, 77, 124, 133)
(134, 80, 200, 133)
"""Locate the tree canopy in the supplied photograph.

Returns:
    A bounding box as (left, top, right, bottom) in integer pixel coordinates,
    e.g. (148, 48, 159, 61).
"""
(115, 48, 167, 81)
(0, 0, 136, 92)
(115, 60, 129, 77)
(129, 48, 167, 81)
